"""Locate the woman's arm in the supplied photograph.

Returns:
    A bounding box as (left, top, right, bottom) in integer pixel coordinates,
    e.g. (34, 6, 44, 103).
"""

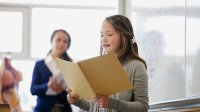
(108, 98, 148, 112)
(107, 62, 149, 112)
(74, 99, 91, 111)
(67, 88, 91, 111)
(30, 62, 48, 96)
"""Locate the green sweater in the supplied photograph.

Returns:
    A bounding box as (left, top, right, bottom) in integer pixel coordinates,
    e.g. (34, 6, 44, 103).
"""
(74, 59, 149, 112)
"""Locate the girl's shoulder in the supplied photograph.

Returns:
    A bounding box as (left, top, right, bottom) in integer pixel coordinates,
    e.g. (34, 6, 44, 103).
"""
(124, 59, 146, 70)
(123, 59, 148, 82)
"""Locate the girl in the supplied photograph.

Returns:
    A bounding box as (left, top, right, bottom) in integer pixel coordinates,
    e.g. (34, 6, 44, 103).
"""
(67, 15, 149, 112)
(30, 29, 72, 112)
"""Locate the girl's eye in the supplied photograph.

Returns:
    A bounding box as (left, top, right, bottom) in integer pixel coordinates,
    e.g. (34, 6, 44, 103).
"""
(56, 38, 61, 42)
(101, 34, 104, 37)
(108, 34, 113, 36)
(63, 40, 67, 43)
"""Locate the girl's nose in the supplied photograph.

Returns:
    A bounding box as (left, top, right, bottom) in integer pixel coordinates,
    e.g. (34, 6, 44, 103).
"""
(102, 35, 107, 42)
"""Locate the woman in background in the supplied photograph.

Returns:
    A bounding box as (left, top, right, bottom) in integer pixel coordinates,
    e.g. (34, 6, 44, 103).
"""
(0, 54, 23, 112)
(30, 29, 72, 112)
(67, 15, 149, 112)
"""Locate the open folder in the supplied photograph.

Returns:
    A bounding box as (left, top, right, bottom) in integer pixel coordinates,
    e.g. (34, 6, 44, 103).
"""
(55, 53, 133, 100)
(0, 104, 10, 112)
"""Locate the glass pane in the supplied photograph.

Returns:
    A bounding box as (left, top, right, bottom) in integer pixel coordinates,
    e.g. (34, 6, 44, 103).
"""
(130, 0, 186, 103)
(186, 0, 200, 97)
(31, 8, 117, 60)
(0, 11, 23, 52)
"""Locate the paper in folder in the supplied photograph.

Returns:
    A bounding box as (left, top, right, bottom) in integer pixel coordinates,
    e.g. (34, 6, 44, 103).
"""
(55, 53, 133, 100)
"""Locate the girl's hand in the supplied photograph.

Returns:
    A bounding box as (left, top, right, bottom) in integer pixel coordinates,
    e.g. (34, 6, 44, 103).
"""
(48, 77, 63, 94)
(93, 95, 109, 108)
(66, 88, 79, 104)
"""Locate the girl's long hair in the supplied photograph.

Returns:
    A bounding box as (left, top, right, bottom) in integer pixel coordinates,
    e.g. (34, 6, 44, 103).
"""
(100, 15, 147, 68)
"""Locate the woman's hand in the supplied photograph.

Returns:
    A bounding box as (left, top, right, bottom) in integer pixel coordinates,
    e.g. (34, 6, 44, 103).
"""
(66, 88, 79, 104)
(48, 77, 63, 94)
(93, 95, 109, 108)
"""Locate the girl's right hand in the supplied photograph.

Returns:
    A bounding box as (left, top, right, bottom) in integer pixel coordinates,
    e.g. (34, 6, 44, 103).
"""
(66, 88, 79, 104)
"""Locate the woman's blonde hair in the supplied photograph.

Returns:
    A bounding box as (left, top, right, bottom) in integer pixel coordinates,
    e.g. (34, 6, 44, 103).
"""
(100, 15, 147, 68)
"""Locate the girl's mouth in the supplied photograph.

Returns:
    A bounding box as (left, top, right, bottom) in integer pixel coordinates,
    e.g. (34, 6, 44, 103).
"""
(103, 44, 111, 48)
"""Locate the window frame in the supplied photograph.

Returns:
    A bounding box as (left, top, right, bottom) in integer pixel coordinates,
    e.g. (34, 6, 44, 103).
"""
(0, 6, 29, 59)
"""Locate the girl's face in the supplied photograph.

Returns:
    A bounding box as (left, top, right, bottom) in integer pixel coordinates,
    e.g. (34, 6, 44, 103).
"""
(51, 32, 69, 56)
(101, 21, 121, 54)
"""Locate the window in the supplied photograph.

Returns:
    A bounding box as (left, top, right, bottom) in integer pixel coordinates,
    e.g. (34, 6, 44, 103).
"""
(186, 0, 200, 97)
(0, 11, 22, 52)
(0, 7, 28, 58)
(127, 0, 200, 104)
(127, 0, 186, 103)
(31, 8, 118, 60)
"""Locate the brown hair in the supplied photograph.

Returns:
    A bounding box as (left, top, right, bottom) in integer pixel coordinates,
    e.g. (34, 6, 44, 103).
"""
(48, 29, 72, 62)
(100, 15, 147, 68)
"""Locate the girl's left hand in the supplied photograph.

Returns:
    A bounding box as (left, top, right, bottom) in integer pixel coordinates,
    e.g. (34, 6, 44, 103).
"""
(93, 95, 109, 108)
